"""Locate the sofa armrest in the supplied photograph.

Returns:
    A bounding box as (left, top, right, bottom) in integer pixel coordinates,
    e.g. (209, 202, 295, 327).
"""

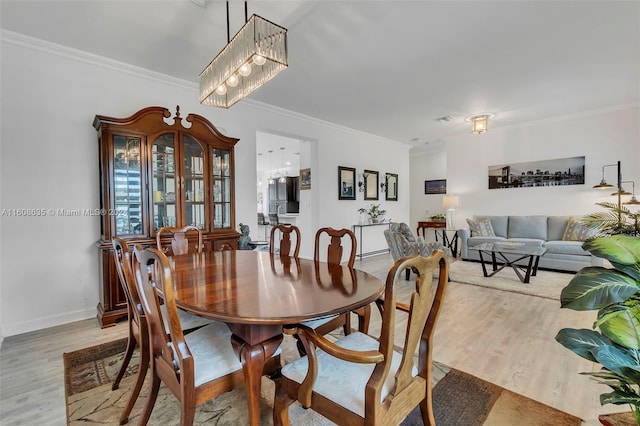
(458, 228, 471, 259)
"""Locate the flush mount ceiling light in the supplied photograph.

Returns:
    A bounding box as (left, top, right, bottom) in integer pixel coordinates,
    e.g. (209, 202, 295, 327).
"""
(199, 1, 288, 108)
(466, 114, 494, 134)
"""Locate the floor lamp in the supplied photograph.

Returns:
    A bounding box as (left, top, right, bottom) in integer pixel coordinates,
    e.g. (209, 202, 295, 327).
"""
(593, 160, 622, 229)
(442, 195, 460, 229)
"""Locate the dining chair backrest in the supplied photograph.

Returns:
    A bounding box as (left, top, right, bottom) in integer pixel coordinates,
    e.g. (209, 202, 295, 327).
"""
(269, 224, 301, 257)
(112, 238, 143, 326)
(156, 225, 203, 255)
(111, 237, 150, 424)
(314, 227, 357, 268)
(258, 212, 269, 225)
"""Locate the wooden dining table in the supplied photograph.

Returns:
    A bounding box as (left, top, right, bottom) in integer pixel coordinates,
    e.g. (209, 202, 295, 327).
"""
(168, 249, 385, 426)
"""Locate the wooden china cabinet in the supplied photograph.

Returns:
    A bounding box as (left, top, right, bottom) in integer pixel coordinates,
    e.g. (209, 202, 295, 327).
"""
(93, 106, 240, 327)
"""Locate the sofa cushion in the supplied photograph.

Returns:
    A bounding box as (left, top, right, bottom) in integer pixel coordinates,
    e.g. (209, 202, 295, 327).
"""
(474, 215, 508, 237)
(508, 216, 547, 240)
(562, 217, 595, 241)
(544, 240, 589, 256)
(466, 218, 495, 237)
(547, 216, 571, 241)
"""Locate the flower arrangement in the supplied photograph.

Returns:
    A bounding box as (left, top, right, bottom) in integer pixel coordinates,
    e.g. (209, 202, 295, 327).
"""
(431, 213, 446, 221)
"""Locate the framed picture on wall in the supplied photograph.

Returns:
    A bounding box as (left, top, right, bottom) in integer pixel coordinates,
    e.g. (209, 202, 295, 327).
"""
(338, 166, 356, 200)
(300, 168, 311, 190)
(424, 179, 446, 194)
(364, 169, 379, 200)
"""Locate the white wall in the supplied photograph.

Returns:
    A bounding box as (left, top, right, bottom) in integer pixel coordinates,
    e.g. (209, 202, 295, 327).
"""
(0, 31, 409, 336)
(410, 149, 447, 238)
(444, 107, 640, 229)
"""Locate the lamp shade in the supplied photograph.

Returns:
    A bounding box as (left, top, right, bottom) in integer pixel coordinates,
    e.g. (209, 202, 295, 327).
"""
(442, 195, 460, 209)
(199, 14, 288, 108)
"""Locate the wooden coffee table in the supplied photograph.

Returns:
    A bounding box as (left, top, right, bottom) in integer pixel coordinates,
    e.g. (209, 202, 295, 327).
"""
(469, 241, 547, 283)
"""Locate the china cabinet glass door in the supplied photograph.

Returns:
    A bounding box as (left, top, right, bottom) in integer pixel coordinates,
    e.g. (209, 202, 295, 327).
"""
(212, 148, 231, 229)
(151, 134, 176, 232)
(113, 135, 143, 235)
(183, 136, 205, 229)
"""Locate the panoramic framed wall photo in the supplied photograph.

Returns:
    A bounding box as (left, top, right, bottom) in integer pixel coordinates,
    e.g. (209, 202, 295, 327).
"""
(338, 166, 356, 200)
(488, 156, 585, 189)
(424, 179, 446, 194)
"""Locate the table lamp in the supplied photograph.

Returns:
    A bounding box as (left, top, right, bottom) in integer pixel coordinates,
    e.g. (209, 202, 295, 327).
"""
(442, 195, 460, 229)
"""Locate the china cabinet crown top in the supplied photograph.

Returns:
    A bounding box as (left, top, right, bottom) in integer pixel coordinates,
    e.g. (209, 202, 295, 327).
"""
(93, 105, 238, 147)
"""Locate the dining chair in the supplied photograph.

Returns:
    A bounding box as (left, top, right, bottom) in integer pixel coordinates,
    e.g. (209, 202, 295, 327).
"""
(269, 224, 301, 257)
(156, 225, 204, 255)
(111, 238, 214, 424)
(273, 250, 450, 426)
(111, 237, 150, 425)
(131, 246, 281, 426)
(304, 227, 370, 336)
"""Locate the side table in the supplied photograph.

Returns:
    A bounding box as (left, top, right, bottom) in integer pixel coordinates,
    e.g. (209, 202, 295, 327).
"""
(416, 221, 458, 258)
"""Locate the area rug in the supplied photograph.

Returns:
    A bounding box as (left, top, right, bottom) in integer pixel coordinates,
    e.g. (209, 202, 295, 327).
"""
(64, 337, 581, 425)
(448, 260, 574, 301)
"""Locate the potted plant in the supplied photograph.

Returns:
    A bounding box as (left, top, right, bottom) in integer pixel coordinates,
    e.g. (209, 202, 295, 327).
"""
(430, 213, 446, 222)
(358, 203, 386, 224)
(556, 234, 640, 424)
(582, 201, 640, 237)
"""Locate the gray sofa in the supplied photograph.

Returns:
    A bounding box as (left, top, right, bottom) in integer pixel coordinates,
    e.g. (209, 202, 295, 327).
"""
(458, 215, 603, 272)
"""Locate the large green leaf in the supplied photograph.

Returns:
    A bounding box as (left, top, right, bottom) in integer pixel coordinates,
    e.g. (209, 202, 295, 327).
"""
(600, 388, 640, 406)
(597, 303, 640, 349)
(611, 261, 640, 282)
(555, 328, 612, 362)
(584, 235, 640, 265)
(591, 345, 640, 385)
(560, 267, 640, 310)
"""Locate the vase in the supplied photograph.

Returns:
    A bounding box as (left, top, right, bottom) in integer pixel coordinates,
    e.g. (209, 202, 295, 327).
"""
(598, 412, 638, 426)
(371, 218, 379, 224)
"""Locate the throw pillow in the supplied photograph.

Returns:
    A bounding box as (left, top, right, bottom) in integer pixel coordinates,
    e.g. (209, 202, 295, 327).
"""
(562, 217, 594, 241)
(466, 218, 495, 237)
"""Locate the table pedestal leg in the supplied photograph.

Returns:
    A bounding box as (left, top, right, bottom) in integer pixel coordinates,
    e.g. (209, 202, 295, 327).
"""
(230, 332, 283, 426)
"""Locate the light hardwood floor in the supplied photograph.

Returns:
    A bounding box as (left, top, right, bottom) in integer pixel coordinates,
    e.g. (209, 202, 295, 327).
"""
(0, 253, 616, 425)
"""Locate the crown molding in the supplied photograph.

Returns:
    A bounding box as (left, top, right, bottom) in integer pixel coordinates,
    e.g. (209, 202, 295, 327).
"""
(1, 29, 196, 91)
(2, 29, 407, 147)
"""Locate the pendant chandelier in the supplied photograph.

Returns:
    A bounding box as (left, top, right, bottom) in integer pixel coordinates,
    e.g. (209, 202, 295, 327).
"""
(199, 2, 288, 108)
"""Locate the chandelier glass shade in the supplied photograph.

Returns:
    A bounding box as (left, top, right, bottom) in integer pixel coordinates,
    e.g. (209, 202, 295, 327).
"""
(199, 14, 288, 108)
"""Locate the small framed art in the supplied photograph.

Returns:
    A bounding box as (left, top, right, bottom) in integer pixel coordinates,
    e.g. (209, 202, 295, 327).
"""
(338, 166, 356, 200)
(424, 179, 446, 194)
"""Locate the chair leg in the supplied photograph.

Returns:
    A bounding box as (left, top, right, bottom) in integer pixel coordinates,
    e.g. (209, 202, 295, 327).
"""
(343, 313, 352, 335)
(112, 329, 136, 390)
(139, 371, 161, 426)
(355, 305, 371, 334)
(273, 378, 294, 426)
(420, 395, 436, 426)
(119, 342, 149, 425)
(180, 401, 197, 426)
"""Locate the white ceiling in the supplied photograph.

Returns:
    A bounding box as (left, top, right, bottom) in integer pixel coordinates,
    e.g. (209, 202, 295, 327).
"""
(2, 1, 639, 152)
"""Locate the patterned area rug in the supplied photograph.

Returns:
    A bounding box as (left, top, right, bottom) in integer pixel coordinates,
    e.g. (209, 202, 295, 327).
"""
(448, 260, 574, 301)
(64, 337, 581, 425)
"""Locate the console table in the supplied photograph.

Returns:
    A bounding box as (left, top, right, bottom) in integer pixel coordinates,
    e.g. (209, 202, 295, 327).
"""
(352, 222, 392, 260)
